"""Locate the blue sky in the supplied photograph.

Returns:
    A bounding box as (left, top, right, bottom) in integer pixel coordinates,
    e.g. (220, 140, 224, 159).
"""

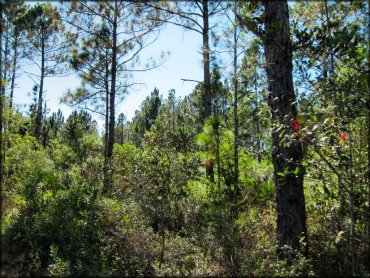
(13, 19, 204, 129)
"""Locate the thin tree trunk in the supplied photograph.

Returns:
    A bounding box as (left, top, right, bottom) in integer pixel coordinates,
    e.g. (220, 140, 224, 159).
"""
(367, 0, 370, 269)
(229, 17, 241, 268)
(159, 209, 165, 270)
(233, 1, 239, 194)
(104, 47, 110, 162)
(172, 97, 175, 132)
(256, 116, 261, 162)
(3, 25, 8, 99)
(120, 124, 124, 145)
(347, 121, 358, 275)
(367, 76, 370, 273)
(216, 128, 221, 196)
(324, 0, 340, 116)
(35, 34, 45, 139)
(103, 81, 109, 189)
(323, 1, 348, 238)
(104, 0, 118, 193)
(0, 2, 4, 232)
(9, 33, 18, 109)
(202, 0, 211, 120)
(230, 17, 241, 265)
(202, 0, 214, 183)
(107, 0, 117, 160)
(103, 80, 109, 190)
(105, 90, 109, 158)
(255, 72, 261, 163)
(102, 14, 110, 168)
(321, 2, 328, 108)
(264, 1, 307, 259)
(104, 1, 118, 194)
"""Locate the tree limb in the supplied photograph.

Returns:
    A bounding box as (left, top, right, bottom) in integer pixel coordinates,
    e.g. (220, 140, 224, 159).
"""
(236, 13, 265, 42)
(181, 78, 201, 83)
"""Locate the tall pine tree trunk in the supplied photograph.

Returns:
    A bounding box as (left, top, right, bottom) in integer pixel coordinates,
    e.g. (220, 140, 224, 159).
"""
(264, 1, 307, 259)
(107, 1, 117, 160)
(103, 66, 110, 191)
(202, 0, 214, 183)
(367, 64, 370, 273)
(202, 0, 211, 120)
(104, 86, 109, 160)
(233, 1, 239, 193)
(367, 0, 370, 270)
(2, 24, 8, 100)
(104, 46, 110, 163)
(0, 2, 4, 231)
(347, 121, 358, 275)
(104, 0, 118, 193)
(35, 35, 45, 139)
(255, 72, 262, 163)
(9, 34, 18, 108)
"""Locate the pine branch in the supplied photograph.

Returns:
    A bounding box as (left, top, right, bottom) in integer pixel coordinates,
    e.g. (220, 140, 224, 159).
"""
(236, 13, 265, 42)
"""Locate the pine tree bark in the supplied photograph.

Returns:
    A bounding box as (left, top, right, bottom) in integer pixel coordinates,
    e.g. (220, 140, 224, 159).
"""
(202, 0, 211, 120)
(107, 1, 117, 160)
(348, 122, 358, 275)
(367, 0, 370, 270)
(233, 1, 239, 193)
(104, 45, 110, 162)
(104, 0, 118, 193)
(263, 1, 308, 259)
(104, 1, 118, 193)
(9, 34, 18, 108)
(254, 72, 262, 163)
(103, 67, 110, 190)
(367, 69, 370, 273)
(0, 2, 4, 226)
(35, 34, 45, 139)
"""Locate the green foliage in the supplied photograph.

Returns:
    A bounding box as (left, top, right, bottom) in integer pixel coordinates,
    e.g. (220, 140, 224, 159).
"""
(47, 244, 71, 277)
(253, 246, 314, 277)
(130, 88, 162, 145)
(1, 1, 369, 277)
(184, 179, 212, 203)
(153, 233, 216, 276)
(60, 110, 100, 162)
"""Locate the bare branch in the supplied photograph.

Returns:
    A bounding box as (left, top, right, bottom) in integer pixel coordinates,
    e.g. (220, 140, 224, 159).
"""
(181, 78, 201, 83)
